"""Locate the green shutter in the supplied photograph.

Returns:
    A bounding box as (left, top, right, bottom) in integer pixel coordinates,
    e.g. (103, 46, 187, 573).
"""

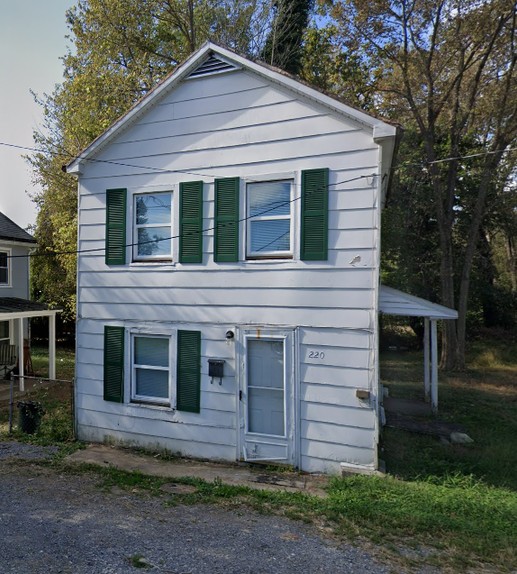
(179, 181, 203, 263)
(300, 168, 329, 261)
(104, 326, 124, 403)
(106, 188, 127, 265)
(176, 330, 201, 413)
(214, 177, 239, 262)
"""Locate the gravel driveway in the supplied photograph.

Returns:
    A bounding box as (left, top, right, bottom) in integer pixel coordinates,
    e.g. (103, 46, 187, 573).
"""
(0, 450, 392, 574)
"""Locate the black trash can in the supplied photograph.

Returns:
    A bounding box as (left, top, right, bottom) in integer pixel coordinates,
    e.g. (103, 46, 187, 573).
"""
(17, 401, 44, 434)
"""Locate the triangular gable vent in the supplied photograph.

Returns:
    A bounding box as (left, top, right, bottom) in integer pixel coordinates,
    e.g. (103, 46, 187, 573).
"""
(187, 53, 238, 78)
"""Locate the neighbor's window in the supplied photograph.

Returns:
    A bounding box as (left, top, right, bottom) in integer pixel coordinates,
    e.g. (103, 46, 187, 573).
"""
(0, 251, 9, 285)
(246, 180, 293, 258)
(133, 192, 172, 261)
(0, 321, 9, 343)
(131, 334, 170, 404)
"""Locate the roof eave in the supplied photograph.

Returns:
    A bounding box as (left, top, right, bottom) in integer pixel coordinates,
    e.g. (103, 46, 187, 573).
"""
(66, 42, 215, 174)
(66, 42, 398, 173)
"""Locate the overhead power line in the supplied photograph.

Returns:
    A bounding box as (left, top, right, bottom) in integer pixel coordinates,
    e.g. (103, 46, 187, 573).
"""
(7, 173, 378, 261)
(1, 140, 516, 177)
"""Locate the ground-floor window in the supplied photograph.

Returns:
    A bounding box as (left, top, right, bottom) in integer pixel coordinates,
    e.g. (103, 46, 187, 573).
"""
(131, 334, 171, 405)
(103, 325, 201, 412)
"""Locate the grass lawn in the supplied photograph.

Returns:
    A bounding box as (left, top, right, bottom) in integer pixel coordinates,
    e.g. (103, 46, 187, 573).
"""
(2, 335, 516, 572)
(0, 344, 75, 444)
(381, 336, 517, 490)
(30, 343, 75, 381)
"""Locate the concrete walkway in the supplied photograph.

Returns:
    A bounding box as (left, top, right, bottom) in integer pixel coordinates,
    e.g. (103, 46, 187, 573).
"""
(67, 444, 330, 497)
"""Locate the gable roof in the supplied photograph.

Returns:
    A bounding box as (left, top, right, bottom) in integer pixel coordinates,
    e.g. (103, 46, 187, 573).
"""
(379, 286, 458, 320)
(67, 42, 399, 174)
(0, 212, 36, 244)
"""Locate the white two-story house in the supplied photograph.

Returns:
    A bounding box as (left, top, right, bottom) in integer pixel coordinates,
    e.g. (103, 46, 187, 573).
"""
(67, 42, 401, 474)
(0, 212, 60, 382)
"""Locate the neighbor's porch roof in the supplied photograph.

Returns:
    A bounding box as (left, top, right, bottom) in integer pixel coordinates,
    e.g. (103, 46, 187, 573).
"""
(379, 286, 458, 320)
(0, 297, 61, 319)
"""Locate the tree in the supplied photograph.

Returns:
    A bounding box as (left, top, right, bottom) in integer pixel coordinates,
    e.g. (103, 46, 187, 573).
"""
(300, 24, 374, 109)
(330, 0, 517, 369)
(262, 0, 314, 74)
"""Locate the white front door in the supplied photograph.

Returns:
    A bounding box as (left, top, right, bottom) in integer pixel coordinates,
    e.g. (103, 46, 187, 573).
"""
(238, 329, 296, 465)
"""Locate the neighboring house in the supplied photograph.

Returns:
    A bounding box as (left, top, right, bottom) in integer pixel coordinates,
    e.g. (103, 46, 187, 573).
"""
(67, 42, 442, 474)
(0, 212, 60, 383)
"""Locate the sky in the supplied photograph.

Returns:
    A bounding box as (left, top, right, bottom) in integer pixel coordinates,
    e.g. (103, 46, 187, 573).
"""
(0, 0, 74, 231)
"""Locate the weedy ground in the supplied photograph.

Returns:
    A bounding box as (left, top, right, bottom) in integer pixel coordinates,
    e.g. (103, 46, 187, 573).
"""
(1, 334, 516, 572)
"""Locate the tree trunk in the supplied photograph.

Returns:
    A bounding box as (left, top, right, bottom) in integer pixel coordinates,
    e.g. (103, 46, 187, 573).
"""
(439, 242, 460, 370)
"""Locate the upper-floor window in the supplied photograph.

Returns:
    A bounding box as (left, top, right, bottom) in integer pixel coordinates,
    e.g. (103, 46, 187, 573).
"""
(0, 321, 9, 343)
(133, 192, 172, 261)
(246, 180, 293, 259)
(0, 251, 10, 285)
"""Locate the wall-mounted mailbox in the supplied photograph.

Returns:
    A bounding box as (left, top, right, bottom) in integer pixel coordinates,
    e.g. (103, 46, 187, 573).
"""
(208, 359, 224, 379)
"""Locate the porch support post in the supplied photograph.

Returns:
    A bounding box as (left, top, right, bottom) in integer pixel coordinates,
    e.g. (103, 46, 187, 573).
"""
(49, 313, 56, 380)
(17, 317, 25, 391)
(430, 319, 438, 414)
(423, 318, 430, 402)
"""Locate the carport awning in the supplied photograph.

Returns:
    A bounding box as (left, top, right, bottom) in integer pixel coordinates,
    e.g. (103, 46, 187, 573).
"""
(379, 286, 458, 320)
(379, 286, 457, 414)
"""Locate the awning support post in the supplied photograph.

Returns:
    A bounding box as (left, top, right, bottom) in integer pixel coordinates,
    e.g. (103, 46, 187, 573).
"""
(17, 317, 24, 392)
(423, 318, 430, 402)
(431, 319, 438, 413)
(49, 313, 56, 380)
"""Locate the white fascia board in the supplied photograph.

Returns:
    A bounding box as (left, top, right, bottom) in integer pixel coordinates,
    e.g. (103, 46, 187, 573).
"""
(66, 42, 397, 174)
(373, 123, 398, 141)
(66, 43, 216, 174)
(213, 44, 396, 135)
(0, 309, 61, 320)
(380, 286, 458, 320)
(0, 240, 36, 249)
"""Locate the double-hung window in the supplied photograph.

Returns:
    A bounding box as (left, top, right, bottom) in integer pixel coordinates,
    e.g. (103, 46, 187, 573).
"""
(104, 325, 201, 411)
(246, 180, 293, 258)
(0, 250, 9, 285)
(133, 192, 172, 261)
(131, 334, 170, 404)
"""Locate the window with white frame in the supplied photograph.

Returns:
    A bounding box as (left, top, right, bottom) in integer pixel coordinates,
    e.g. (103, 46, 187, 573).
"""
(131, 334, 171, 404)
(0, 250, 9, 285)
(133, 192, 172, 261)
(246, 180, 293, 258)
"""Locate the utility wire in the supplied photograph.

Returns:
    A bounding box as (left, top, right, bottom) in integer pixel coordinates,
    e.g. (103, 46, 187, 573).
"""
(1, 139, 516, 177)
(7, 173, 378, 260)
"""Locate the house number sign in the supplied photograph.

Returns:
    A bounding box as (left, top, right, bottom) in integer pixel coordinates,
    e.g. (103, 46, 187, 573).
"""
(308, 350, 325, 360)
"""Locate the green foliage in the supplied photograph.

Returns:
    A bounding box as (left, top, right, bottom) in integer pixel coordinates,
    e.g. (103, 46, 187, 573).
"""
(300, 24, 373, 109)
(331, 0, 517, 369)
(381, 334, 517, 490)
(60, 458, 517, 570)
(261, 0, 314, 74)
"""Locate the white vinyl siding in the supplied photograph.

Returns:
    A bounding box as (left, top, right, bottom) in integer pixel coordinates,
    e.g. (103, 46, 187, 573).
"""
(74, 65, 389, 474)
